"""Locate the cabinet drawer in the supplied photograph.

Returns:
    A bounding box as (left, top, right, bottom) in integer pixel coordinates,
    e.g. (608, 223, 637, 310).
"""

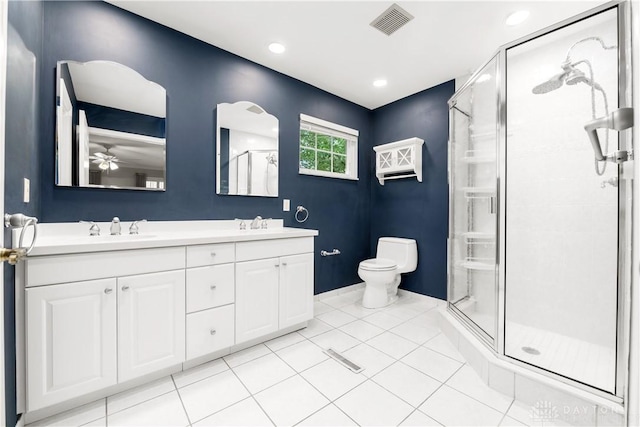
(236, 237, 313, 261)
(186, 305, 234, 360)
(186, 243, 235, 267)
(186, 264, 235, 313)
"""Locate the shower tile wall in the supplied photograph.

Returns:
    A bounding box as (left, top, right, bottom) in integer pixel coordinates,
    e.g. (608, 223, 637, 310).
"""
(505, 9, 618, 392)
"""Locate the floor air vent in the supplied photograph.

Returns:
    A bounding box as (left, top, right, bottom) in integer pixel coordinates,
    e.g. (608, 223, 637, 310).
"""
(324, 348, 364, 373)
(370, 3, 414, 36)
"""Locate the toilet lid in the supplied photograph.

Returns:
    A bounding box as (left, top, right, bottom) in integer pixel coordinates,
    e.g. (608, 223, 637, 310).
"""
(360, 258, 396, 271)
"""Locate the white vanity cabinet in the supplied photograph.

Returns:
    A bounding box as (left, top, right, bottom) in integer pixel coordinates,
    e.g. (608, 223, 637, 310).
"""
(25, 278, 118, 411)
(235, 238, 314, 344)
(19, 226, 317, 422)
(185, 243, 236, 360)
(117, 270, 185, 382)
(23, 247, 185, 412)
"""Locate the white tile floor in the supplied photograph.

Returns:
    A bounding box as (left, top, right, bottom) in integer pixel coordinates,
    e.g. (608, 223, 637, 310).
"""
(28, 289, 555, 427)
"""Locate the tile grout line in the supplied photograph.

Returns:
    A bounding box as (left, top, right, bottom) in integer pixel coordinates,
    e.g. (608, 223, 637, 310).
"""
(225, 359, 279, 427)
(441, 365, 515, 416)
(105, 379, 177, 418)
(171, 375, 194, 427)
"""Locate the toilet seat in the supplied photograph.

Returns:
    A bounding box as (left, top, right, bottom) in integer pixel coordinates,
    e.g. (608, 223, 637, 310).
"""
(359, 258, 396, 271)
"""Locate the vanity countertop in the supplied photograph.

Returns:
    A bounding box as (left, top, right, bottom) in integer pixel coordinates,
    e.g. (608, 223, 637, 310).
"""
(15, 220, 318, 257)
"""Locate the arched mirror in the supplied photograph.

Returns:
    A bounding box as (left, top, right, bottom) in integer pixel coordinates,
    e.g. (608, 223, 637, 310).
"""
(216, 101, 278, 197)
(56, 60, 167, 190)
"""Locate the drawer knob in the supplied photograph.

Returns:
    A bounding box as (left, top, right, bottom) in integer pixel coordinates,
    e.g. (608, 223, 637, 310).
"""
(210, 285, 217, 290)
(210, 252, 216, 257)
(104, 288, 113, 294)
(210, 329, 217, 336)
(122, 285, 130, 291)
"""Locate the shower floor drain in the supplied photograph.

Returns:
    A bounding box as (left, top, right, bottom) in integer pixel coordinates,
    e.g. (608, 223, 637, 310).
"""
(522, 346, 541, 355)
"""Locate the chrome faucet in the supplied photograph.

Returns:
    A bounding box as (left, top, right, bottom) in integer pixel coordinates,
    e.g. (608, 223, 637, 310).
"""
(129, 219, 147, 234)
(80, 220, 100, 236)
(250, 216, 262, 230)
(110, 217, 121, 235)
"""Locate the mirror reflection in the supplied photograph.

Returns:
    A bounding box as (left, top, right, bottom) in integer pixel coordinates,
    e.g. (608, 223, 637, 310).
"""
(56, 60, 167, 190)
(216, 101, 278, 197)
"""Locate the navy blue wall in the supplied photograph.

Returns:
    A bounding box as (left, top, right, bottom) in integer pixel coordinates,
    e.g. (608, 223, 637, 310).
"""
(39, 1, 372, 296)
(2, 1, 455, 422)
(5, 1, 43, 425)
(370, 81, 454, 300)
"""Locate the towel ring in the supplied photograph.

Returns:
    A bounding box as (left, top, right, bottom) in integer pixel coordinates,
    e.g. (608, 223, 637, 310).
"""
(295, 205, 309, 223)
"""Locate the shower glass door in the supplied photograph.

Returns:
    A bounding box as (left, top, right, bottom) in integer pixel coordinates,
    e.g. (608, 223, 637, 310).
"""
(448, 55, 499, 342)
(504, 7, 620, 393)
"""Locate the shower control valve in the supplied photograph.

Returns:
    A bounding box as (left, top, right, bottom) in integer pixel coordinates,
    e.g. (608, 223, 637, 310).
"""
(605, 150, 629, 164)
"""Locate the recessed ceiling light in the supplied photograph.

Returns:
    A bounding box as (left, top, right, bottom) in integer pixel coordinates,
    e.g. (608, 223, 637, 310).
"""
(373, 79, 387, 88)
(268, 43, 285, 54)
(506, 10, 529, 26)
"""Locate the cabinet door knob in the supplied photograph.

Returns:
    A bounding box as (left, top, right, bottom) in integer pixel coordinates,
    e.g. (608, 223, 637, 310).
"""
(210, 252, 216, 257)
(274, 264, 280, 268)
(210, 329, 217, 336)
(282, 262, 287, 266)
(104, 288, 113, 294)
(210, 285, 217, 290)
(122, 285, 130, 291)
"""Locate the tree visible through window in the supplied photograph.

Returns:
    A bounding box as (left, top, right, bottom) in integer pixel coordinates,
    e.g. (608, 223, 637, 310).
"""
(299, 114, 358, 180)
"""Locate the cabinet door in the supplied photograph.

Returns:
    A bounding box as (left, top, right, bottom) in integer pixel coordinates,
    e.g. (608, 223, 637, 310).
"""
(279, 253, 314, 328)
(118, 270, 185, 382)
(26, 279, 117, 411)
(235, 258, 279, 344)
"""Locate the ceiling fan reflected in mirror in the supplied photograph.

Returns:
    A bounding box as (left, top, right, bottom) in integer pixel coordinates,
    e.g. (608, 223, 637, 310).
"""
(90, 145, 120, 171)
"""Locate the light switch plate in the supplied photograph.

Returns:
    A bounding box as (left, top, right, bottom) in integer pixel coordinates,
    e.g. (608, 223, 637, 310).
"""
(283, 199, 290, 212)
(23, 178, 30, 203)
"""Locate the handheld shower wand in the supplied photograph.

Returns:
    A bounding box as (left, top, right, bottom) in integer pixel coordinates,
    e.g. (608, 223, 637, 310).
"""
(584, 107, 634, 163)
(531, 37, 634, 173)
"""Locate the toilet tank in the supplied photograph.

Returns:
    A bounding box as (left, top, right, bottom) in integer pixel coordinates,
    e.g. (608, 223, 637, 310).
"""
(376, 237, 418, 273)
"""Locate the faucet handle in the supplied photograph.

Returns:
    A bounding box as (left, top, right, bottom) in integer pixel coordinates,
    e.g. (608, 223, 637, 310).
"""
(129, 219, 147, 235)
(234, 218, 247, 230)
(80, 220, 100, 236)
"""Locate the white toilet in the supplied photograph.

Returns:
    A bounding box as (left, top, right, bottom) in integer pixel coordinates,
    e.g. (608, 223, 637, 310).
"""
(358, 237, 418, 309)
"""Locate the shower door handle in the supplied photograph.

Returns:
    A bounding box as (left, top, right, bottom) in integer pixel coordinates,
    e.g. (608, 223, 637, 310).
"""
(488, 196, 497, 214)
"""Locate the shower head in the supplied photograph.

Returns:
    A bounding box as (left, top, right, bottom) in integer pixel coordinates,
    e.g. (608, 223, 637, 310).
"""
(532, 72, 566, 94)
(565, 67, 587, 85)
(532, 61, 602, 94)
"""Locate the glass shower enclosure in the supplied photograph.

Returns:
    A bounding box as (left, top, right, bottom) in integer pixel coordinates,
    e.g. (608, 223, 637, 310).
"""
(447, 1, 632, 399)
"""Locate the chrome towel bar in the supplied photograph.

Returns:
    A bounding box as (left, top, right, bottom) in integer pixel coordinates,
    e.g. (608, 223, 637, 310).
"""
(320, 249, 341, 257)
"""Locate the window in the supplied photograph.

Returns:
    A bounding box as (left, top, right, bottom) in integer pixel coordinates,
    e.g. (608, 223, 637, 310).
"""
(299, 114, 358, 180)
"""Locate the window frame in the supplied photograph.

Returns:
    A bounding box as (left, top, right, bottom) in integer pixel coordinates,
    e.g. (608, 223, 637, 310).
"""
(298, 114, 359, 181)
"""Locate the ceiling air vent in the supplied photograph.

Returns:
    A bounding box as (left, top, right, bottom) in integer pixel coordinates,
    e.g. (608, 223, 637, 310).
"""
(370, 3, 414, 36)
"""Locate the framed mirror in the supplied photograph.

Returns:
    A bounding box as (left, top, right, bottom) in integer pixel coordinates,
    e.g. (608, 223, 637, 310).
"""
(56, 60, 167, 190)
(216, 101, 278, 197)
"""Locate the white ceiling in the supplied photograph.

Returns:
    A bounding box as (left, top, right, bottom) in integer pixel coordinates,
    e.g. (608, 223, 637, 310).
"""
(107, 0, 606, 110)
